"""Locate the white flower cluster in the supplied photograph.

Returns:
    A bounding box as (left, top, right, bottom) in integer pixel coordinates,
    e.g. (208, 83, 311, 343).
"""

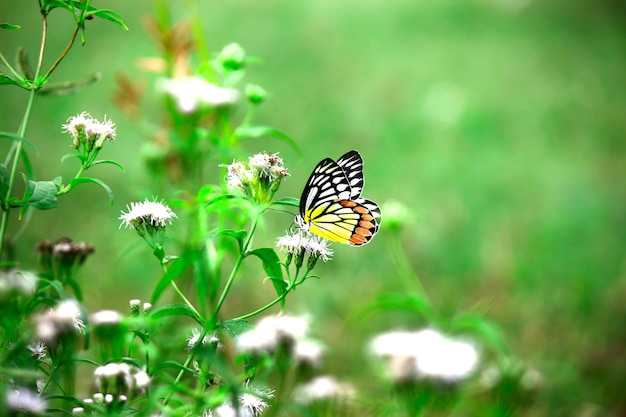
(6, 387, 46, 414)
(370, 328, 479, 383)
(276, 229, 333, 264)
(62, 112, 116, 150)
(293, 375, 355, 404)
(237, 314, 325, 367)
(93, 362, 150, 395)
(186, 328, 221, 352)
(203, 387, 274, 417)
(158, 76, 240, 114)
(35, 299, 85, 343)
(119, 199, 177, 230)
(224, 153, 290, 200)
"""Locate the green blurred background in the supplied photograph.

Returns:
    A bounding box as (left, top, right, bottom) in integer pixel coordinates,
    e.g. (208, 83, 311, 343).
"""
(1, 0, 625, 415)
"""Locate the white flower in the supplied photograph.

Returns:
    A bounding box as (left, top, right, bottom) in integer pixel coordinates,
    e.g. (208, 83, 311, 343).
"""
(36, 299, 85, 343)
(204, 387, 273, 417)
(186, 328, 220, 352)
(6, 388, 47, 414)
(293, 339, 325, 367)
(370, 328, 479, 383)
(0, 269, 37, 297)
(119, 199, 177, 229)
(158, 76, 239, 113)
(237, 315, 309, 355)
(62, 111, 92, 140)
(276, 229, 333, 263)
(90, 310, 123, 326)
(27, 341, 47, 359)
(133, 369, 151, 391)
(62, 112, 116, 149)
(293, 376, 355, 404)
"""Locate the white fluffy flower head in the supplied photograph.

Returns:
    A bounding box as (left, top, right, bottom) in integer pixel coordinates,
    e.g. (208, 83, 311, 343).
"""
(370, 328, 479, 383)
(119, 199, 177, 230)
(158, 76, 239, 113)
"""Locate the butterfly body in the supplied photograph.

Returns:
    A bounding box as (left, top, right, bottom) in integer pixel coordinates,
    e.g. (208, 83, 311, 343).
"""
(298, 151, 381, 246)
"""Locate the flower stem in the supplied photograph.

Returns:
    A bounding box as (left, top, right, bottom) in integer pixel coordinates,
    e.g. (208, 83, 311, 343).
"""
(0, 15, 48, 259)
(161, 208, 264, 407)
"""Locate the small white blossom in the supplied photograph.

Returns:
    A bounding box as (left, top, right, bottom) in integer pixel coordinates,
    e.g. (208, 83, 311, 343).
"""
(133, 369, 151, 391)
(62, 111, 92, 141)
(276, 229, 333, 263)
(119, 199, 177, 229)
(62, 112, 116, 149)
(204, 387, 273, 417)
(158, 76, 240, 113)
(27, 341, 47, 359)
(36, 299, 85, 343)
(293, 339, 325, 367)
(6, 388, 47, 414)
(293, 376, 355, 404)
(186, 328, 220, 352)
(370, 328, 479, 383)
(90, 310, 123, 326)
(237, 315, 309, 355)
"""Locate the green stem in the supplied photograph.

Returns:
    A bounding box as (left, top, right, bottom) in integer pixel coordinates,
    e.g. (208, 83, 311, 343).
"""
(389, 229, 430, 304)
(42, 0, 90, 80)
(161, 208, 264, 407)
(0, 15, 48, 259)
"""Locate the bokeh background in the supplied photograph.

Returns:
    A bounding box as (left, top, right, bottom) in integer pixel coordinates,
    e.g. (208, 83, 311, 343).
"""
(1, 1, 625, 415)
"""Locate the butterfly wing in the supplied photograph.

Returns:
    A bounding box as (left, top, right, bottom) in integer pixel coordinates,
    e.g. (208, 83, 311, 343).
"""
(308, 198, 382, 246)
(336, 150, 364, 199)
(299, 157, 352, 220)
(299, 152, 382, 246)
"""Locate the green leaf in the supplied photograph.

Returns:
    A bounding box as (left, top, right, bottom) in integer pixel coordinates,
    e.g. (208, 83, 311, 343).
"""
(88, 8, 128, 30)
(52, 176, 63, 188)
(68, 177, 114, 205)
(38, 278, 66, 298)
(0, 164, 10, 203)
(88, 159, 125, 172)
(151, 303, 203, 325)
(0, 74, 22, 87)
(221, 319, 252, 338)
(218, 229, 247, 254)
(16, 47, 33, 80)
(271, 197, 300, 208)
(151, 257, 189, 305)
(0, 23, 21, 30)
(20, 147, 34, 179)
(247, 248, 287, 302)
(234, 125, 298, 151)
(153, 360, 197, 376)
(21, 175, 59, 210)
(40, 73, 102, 96)
(0, 131, 37, 152)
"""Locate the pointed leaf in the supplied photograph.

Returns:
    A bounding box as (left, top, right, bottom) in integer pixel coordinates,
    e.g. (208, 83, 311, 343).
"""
(271, 197, 300, 208)
(150, 257, 189, 305)
(0, 74, 22, 87)
(17, 47, 33, 80)
(88, 159, 125, 172)
(88, 8, 128, 30)
(220, 319, 252, 338)
(247, 248, 287, 300)
(151, 303, 203, 325)
(0, 131, 37, 152)
(68, 177, 114, 205)
(0, 23, 21, 30)
(0, 164, 10, 203)
(234, 126, 298, 151)
(218, 229, 247, 254)
(40, 73, 101, 96)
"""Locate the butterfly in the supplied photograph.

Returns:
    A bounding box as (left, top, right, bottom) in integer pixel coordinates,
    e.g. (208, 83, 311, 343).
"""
(297, 150, 382, 246)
